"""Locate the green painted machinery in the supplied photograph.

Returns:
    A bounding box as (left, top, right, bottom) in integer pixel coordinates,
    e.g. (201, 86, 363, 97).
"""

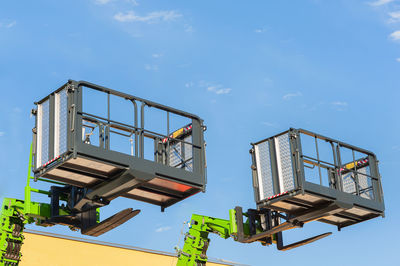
(0, 145, 139, 266)
(176, 207, 332, 266)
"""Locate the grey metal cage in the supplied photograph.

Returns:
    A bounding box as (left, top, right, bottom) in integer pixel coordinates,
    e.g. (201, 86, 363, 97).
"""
(32, 80, 207, 210)
(250, 128, 384, 229)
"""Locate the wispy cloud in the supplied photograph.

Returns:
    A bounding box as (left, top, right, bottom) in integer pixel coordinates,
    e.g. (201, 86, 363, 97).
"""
(95, 0, 139, 5)
(0, 20, 16, 28)
(261, 122, 277, 127)
(152, 53, 163, 58)
(388, 11, 400, 23)
(390, 30, 400, 40)
(155, 226, 171, 233)
(0, 132, 5, 137)
(114, 10, 182, 23)
(331, 101, 348, 106)
(396, 57, 400, 62)
(94, 0, 112, 4)
(13, 107, 22, 113)
(129, 0, 139, 6)
(331, 101, 348, 111)
(207, 85, 231, 95)
(283, 92, 302, 100)
(184, 24, 194, 33)
(185, 82, 194, 88)
(254, 28, 267, 33)
(368, 0, 394, 6)
(191, 80, 232, 95)
(144, 64, 158, 71)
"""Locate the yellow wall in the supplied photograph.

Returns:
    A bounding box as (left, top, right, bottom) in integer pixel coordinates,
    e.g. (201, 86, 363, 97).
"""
(20, 232, 227, 266)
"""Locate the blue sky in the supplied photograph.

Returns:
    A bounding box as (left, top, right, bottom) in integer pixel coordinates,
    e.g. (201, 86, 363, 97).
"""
(0, 0, 399, 265)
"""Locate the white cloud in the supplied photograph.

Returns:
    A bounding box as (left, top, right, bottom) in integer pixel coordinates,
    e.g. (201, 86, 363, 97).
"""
(207, 85, 231, 95)
(13, 107, 22, 113)
(184, 24, 194, 33)
(254, 28, 267, 33)
(368, 0, 394, 6)
(261, 122, 277, 127)
(196, 81, 232, 95)
(331, 101, 348, 106)
(128, 0, 139, 6)
(390, 30, 400, 40)
(185, 82, 194, 88)
(155, 226, 171, 233)
(283, 92, 302, 100)
(152, 53, 163, 58)
(0, 20, 16, 28)
(95, 0, 112, 4)
(114, 10, 182, 23)
(0, 132, 4, 137)
(388, 11, 400, 23)
(144, 64, 158, 71)
(331, 101, 348, 111)
(396, 58, 400, 62)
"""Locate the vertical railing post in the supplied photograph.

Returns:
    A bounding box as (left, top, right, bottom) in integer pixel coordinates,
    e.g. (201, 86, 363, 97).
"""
(166, 111, 170, 166)
(131, 100, 138, 157)
(330, 141, 339, 190)
(72, 83, 83, 159)
(336, 144, 344, 192)
(191, 119, 202, 175)
(315, 136, 323, 186)
(140, 102, 145, 158)
(352, 149, 360, 196)
(105, 92, 110, 150)
(368, 155, 381, 202)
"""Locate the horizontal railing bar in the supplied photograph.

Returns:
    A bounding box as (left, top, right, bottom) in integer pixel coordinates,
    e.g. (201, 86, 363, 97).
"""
(80, 112, 138, 130)
(302, 156, 336, 168)
(298, 128, 375, 157)
(109, 129, 132, 138)
(71, 80, 202, 122)
(80, 112, 200, 149)
(340, 169, 378, 180)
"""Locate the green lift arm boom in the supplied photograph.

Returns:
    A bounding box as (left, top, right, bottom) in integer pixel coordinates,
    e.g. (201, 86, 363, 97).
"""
(176, 207, 333, 266)
(176, 211, 240, 266)
(0, 145, 78, 265)
(0, 145, 139, 266)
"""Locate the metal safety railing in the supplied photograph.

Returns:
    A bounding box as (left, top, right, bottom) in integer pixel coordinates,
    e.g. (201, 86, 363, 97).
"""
(33, 80, 206, 178)
(298, 129, 380, 201)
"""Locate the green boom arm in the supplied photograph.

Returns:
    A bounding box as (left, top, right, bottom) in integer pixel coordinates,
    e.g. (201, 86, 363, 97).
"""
(176, 209, 276, 266)
(0, 145, 77, 266)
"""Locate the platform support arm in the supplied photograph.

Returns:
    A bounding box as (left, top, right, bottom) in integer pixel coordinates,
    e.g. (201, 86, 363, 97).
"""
(176, 213, 235, 266)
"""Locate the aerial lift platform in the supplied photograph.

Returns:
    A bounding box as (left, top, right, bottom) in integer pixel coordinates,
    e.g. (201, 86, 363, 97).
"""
(175, 128, 384, 265)
(0, 80, 207, 265)
(0, 80, 384, 266)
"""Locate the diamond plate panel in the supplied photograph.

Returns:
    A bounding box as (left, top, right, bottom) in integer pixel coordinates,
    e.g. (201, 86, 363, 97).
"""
(57, 88, 68, 156)
(358, 166, 373, 200)
(276, 133, 295, 192)
(341, 172, 356, 194)
(168, 136, 193, 172)
(40, 100, 50, 166)
(169, 142, 182, 168)
(341, 166, 373, 199)
(255, 141, 274, 200)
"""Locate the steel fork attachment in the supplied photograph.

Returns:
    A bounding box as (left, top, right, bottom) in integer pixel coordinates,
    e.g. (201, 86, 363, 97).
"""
(177, 204, 343, 266)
